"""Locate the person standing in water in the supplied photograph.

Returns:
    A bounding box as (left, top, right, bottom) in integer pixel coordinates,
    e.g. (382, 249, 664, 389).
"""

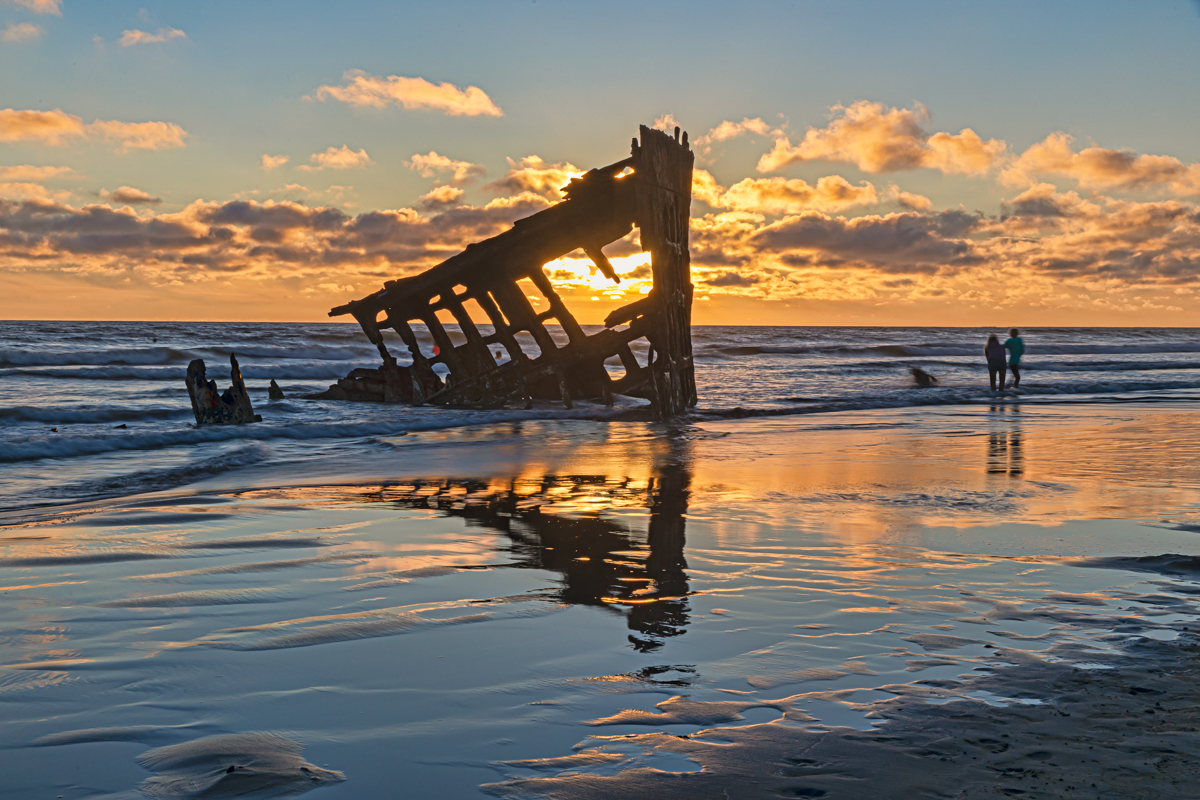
(984, 334, 1007, 391)
(1004, 328, 1025, 389)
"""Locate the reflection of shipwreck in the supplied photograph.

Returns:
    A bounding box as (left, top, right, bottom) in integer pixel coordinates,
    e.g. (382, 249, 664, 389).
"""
(323, 125, 697, 419)
(359, 466, 692, 652)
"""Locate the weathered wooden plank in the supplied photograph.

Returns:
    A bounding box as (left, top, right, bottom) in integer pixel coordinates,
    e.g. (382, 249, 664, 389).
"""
(444, 296, 497, 375)
(632, 125, 696, 418)
(330, 167, 635, 320)
(475, 290, 527, 363)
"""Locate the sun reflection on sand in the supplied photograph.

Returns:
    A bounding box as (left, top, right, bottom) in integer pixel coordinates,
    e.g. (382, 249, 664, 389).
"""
(6, 408, 1200, 796)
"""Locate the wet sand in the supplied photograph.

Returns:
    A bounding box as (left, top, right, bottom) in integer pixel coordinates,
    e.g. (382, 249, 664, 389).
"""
(3, 403, 1200, 798)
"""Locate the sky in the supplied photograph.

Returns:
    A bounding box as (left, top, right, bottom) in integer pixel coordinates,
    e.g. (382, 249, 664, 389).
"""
(3, 0, 1200, 326)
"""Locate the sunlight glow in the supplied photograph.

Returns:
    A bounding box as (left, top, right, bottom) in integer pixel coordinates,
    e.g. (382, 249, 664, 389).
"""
(543, 252, 654, 300)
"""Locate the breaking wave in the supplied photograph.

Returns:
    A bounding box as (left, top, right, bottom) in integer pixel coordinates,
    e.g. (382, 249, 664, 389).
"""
(709, 342, 1200, 358)
(0, 343, 374, 368)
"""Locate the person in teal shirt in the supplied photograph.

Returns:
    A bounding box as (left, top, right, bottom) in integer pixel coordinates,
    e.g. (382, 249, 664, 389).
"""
(1004, 328, 1025, 389)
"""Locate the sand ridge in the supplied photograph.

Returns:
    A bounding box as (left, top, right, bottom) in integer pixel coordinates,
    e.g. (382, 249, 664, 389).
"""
(485, 633, 1200, 798)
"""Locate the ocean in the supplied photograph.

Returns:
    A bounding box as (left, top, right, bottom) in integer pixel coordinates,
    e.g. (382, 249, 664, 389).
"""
(4, 321, 1200, 511)
(6, 322, 1200, 798)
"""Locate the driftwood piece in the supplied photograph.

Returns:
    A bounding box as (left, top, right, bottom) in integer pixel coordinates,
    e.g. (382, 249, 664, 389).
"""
(186, 355, 261, 425)
(326, 124, 697, 419)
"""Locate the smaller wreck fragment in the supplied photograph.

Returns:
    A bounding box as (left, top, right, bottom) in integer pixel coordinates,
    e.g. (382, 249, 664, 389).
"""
(186, 355, 262, 425)
(320, 124, 697, 419)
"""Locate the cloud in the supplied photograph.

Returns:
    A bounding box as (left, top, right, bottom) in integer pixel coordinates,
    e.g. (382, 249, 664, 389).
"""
(0, 164, 74, 180)
(0, 108, 187, 150)
(690, 169, 725, 206)
(750, 209, 982, 272)
(884, 185, 934, 211)
(695, 117, 775, 147)
(86, 119, 188, 151)
(721, 175, 877, 214)
(692, 118, 780, 159)
(0, 108, 84, 145)
(1001, 182, 1098, 220)
(262, 183, 358, 208)
(1003, 132, 1200, 195)
(309, 69, 502, 117)
(268, 183, 312, 200)
(7, 0, 60, 16)
(261, 154, 289, 171)
(484, 156, 582, 199)
(296, 145, 372, 172)
(704, 271, 761, 287)
(693, 169, 877, 214)
(419, 185, 464, 210)
(0, 192, 553, 283)
(5, 178, 1200, 320)
(0, 182, 70, 201)
(101, 185, 162, 205)
(2, 21, 42, 42)
(681, 179, 1200, 315)
(652, 114, 680, 133)
(757, 101, 1006, 176)
(119, 27, 186, 47)
(405, 151, 485, 185)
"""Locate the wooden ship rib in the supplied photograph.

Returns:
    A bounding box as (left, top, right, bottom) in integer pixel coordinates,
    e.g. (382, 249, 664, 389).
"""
(322, 124, 697, 420)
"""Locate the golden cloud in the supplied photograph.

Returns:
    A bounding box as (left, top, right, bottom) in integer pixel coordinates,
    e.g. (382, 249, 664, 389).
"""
(87, 119, 188, 151)
(690, 169, 725, 206)
(758, 101, 1006, 176)
(0, 109, 187, 150)
(310, 70, 502, 117)
(8, 0, 60, 16)
(883, 185, 934, 211)
(0, 193, 554, 287)
(0, 181, 70, 201)
(683, 183, 1200, 314)
(419, 185, 465, 210)
(716, 175, 877, 215)
(484, 156, 582, 199)
(2, 151, 1198, 321)
(296, 145, 372, 172)
(692, 118, 780, 160)
(925, 129, 1008, 175)
(405, 151, 486, 185)
(652, 113, 680, 133)
(2, 21, 43, 42)
(0, 164, 74, 180)
(261, 154, 289, 171)
(0, 108, 84, 145)
(102, 185, 161, 204)
(118, 27, 187, 47)
(1004, 132, 1200, 195)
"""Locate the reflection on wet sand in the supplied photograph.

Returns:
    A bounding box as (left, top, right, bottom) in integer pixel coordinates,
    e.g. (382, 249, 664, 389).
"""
(986, 405, 1023, 477)
(344, 457, 692, 651)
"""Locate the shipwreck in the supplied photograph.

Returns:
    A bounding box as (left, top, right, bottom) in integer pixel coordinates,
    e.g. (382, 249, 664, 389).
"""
(319, 124, 697, 419)
(186, 355, 262, 425)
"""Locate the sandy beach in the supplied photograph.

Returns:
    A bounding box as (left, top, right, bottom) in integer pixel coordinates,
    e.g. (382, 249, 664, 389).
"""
(4, 402, 1200, 798)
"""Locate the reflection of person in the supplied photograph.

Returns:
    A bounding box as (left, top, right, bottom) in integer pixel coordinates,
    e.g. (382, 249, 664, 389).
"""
(1004, 328, 1025, 389)
(984, 334, 1007, 391)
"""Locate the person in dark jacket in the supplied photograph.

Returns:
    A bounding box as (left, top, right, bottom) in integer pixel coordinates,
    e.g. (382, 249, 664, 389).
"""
(1004, 328, 1025, 389)
(985, 334, 1007, 391)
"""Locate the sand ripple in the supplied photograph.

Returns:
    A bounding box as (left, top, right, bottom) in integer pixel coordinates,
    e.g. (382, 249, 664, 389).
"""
(137, 732, 344, 799)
